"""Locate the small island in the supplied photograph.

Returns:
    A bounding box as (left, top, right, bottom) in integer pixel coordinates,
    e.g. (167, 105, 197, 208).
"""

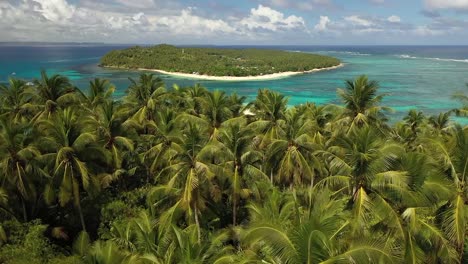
(100, 44, 342, 81)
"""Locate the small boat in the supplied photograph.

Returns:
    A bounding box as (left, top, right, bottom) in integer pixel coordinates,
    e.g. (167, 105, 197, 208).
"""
(11, 72, 16, 75)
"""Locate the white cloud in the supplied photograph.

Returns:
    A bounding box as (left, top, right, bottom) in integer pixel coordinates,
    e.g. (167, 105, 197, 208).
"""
(32, 0, 75, 23)
(314, 16, 330, 31)
(387, 15, 401, 23)
(1, 0, 467, 44)
(344, 15, 373, 27)
(155, 8, 237, 35)
(425, 0, 468, 10)
(239, 5, 306, 31)
(0, 1, 310, 43)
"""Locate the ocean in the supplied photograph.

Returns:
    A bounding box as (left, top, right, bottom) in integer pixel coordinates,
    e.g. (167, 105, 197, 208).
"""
(1, 44, 467, 121)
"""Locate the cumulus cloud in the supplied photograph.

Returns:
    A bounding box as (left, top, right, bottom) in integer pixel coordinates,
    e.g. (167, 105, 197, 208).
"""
(314, 16, 331, 31)
(32, 0, 75, 22)
(0, 1, 310, 43)
(1, 0, 467, 44)
(155, 8, 237, 35)
(239, 5, 306, 31)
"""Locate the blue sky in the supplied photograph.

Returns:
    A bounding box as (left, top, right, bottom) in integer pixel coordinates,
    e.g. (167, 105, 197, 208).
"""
(1, 0, 468, 44)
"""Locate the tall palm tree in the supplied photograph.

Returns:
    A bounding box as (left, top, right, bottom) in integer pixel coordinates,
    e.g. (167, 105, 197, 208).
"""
(159, 123, 214, 243)
(39, 108, 108, 231)
(337, 75, 389, 130)
(266, 108, 320, 188)
(427, 125, 468, 261)
(428, 112, 451, 134)
(0, 78, 37, 123)
(316, 126, 408, 235)
(183, 84, 208, 116)
(248, 89, 288, 148)
(214, 119, 266, 226)
(142, 108, 182, 182)
(201, 90, 233, 137)
(33, 70, 77, 120)
(123, 73, 166, 125)
(0, 118, 41, 221)
(228, 93, 247, 117)
(88, 101, 134, 188)
(404, 109, 425, 135)
(79, 78, 115, 110)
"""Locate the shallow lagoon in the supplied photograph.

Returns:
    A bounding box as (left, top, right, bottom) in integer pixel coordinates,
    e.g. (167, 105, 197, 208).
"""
(1, 45, 467, 121)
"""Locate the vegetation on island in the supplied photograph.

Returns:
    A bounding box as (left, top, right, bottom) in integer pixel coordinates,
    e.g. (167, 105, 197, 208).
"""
(0, 71, 467, 264)
(100, 44, 341, 77)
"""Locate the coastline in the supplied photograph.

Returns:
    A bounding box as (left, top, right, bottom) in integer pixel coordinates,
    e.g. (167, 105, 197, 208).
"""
(103, 64, 344, 81)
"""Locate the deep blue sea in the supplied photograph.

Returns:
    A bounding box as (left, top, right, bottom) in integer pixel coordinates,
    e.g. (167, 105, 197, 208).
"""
(1, 44, 467, 122)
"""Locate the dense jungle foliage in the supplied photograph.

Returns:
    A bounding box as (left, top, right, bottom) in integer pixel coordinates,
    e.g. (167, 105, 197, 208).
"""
(100, 45, 341, 76)
(0, 71, 467, 263)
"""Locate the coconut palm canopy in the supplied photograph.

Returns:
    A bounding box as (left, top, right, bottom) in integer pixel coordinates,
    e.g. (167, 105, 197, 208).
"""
(0, 72, 467, 264)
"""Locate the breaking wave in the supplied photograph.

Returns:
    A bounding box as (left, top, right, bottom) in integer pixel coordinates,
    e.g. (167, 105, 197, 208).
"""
(396, 54, 468, 63)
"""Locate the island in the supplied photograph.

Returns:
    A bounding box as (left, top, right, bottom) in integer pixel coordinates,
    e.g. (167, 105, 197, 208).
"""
(100, 44, 342, 81)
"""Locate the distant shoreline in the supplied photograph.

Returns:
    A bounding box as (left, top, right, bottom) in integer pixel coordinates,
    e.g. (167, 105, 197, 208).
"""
(103, 63, 344, 81)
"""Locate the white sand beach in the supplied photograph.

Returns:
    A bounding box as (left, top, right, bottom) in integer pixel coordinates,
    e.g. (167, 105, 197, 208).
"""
(135, 63, 344, 81)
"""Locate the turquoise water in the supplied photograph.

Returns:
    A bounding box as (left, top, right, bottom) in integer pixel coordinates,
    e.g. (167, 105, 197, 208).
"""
(1, 45, 467, 121)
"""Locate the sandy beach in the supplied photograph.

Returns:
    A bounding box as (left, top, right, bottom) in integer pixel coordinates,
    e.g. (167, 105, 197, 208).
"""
(127, 64, 344, 81)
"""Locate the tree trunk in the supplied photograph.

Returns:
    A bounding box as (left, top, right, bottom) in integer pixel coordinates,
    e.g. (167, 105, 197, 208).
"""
(21, 197, 27, 222)
(233, 197, 237, 226)
(310, 172, 314, 188)
(76, 198, 87, 232)
(194, 204, 201, 244)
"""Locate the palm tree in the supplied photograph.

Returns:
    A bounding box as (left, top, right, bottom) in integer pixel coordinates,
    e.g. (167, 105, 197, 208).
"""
(404, 109, 425, 135)
(142, 108, 182, 182)
(337, 75, 389, 130)
(168, 224, 237, 263)
(228, 93, 247, 117)
(451, 84, 468, 117)
(427, 125, 468, 261)
(0, 118, 41, 221)
(428, 112, 451, 134)
(266, 108, 320, 188)
(123, 73, 166, 125)
(86, 240, 132, 264)
(316, 126, 408, 235)
(183, 84, 208, 116)
(243, 188, 400, 263)
(88, 101, 134, 188)
(201, 90, 233, 137)
(214, 119, 267, 226)
(159, 123, 214, 243)
(0, 78, 37, 123)
(39, 108, 108, 231)
(79, 78, 115, 110)
(33, 70, 77, 120)
(248, 89, 288, 148)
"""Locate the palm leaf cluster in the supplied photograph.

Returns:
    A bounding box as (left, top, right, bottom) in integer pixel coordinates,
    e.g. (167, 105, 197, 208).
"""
(0, 72, 467, 264)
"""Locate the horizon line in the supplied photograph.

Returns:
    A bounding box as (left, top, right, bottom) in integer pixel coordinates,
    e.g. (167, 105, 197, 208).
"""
(1, 41, 468, 47)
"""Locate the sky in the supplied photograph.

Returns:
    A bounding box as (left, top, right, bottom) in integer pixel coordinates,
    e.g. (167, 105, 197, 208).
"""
(1, 0, 468, 45)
